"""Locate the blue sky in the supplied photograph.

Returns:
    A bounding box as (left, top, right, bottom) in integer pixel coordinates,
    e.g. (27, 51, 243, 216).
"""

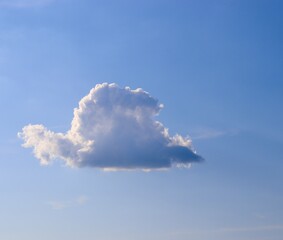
(0, 0, 283, 239)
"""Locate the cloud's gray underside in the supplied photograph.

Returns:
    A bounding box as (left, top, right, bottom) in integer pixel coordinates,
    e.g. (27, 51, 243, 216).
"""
(19, 83, 202, 170)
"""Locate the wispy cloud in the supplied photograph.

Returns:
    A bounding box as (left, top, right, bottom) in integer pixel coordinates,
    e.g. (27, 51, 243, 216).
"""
(19, 83, 203, 171)
(47, 200, 68, 210)
(0, 0, 54, 8)
(190, 127, 238, 140)
(75, 195, 89, 205)
(46, 195, 89, 210)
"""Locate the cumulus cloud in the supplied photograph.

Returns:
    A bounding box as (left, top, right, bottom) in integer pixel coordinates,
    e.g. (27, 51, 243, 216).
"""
(19, 83, 202, 171)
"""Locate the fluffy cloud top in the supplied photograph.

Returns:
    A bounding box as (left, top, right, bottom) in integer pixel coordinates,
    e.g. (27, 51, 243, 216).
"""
(19, 83, 202, 170)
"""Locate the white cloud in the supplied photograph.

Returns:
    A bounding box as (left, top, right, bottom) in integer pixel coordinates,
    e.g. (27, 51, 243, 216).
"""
(191, 128, 226, 140)
(47, 200, 68, 210)
(76, 195, 89, 205)
(190, 127, 238, 140)
(19, 83, 202, 171)
(47, 195, 89, 210)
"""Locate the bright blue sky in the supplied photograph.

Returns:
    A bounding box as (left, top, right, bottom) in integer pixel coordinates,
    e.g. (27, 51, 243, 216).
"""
(0, 0, 283, 239)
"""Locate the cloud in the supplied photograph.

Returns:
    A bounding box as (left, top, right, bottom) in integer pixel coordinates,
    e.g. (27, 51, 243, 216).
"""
(19, 83, 202, 171)
(0, 0, 54, 8)
(191, 129, 226, 140)
(190, 127, 238, 140)
(47, 195, 89, 210)
(47, 200, 68, 210)
(76, 195, 89, 205)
